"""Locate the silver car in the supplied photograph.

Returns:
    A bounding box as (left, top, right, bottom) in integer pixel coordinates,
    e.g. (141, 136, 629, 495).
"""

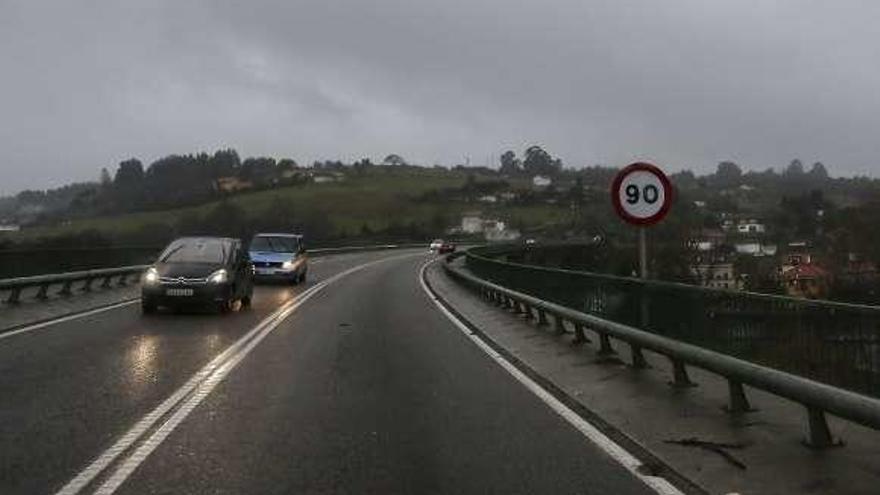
(248, 233, 308, 284)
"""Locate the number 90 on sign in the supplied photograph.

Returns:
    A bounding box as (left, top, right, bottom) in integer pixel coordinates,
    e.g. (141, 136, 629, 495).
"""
(611, 162, 672, 226)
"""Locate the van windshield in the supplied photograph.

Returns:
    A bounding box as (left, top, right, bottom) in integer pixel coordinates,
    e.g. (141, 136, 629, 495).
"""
(250, 236, 300, 253)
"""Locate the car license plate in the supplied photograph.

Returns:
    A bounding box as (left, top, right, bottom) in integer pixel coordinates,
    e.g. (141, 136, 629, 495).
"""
(165, 288, 194, 297)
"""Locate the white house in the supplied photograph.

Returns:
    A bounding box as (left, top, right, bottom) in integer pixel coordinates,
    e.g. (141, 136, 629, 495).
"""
(532, 175, 552, 187)
(461, 215, 485, 234)
(736, 220, 766, 234)
(478, 195, 498, 203)
(734, 242, 777, 257)
(0, 224, 20, 232)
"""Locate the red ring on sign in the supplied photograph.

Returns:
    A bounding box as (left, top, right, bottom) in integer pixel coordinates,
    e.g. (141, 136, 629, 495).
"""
(610, 162, 673, 226)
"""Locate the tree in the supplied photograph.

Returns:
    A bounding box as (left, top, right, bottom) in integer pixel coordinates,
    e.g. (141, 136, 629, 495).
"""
(209, 149, 241, 178)
(809, 162, 829, 182)
(99, 168, 112, 186)
(499, 150, 521, 175)
(383, 154, 407, 166)
(714, 161, 742, 188)
(783, 159, 805, 178)
(114, 158, 144, 187)
(277, 158, 298, 171)
(522, 145, 561, 176)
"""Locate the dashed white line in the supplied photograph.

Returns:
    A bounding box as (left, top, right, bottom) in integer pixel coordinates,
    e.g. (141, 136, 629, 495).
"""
(56, 252, 420, 495)
(418, 259, 685, 495)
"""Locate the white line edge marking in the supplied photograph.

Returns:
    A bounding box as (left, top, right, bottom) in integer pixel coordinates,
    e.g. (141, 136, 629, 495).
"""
(56, 252, 418, 495)
(418, 259, 684, 495)
(0, 299, 141, 342)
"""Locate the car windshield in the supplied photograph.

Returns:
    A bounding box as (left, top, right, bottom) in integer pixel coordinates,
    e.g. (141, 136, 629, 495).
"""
(250, 236, 300, 253)
(159, 239, 228, 264)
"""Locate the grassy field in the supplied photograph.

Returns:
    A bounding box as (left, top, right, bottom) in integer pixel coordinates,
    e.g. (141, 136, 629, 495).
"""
(2, 167, 569, 244)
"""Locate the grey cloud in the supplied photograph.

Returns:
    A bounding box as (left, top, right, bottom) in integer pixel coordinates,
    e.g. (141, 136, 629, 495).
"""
(2, 0, 879, 194)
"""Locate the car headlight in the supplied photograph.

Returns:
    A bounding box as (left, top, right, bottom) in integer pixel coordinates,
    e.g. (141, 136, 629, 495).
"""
(207, 269, 228, 284)
(144, 267, 159, 284)
(282, 259, 296, 270)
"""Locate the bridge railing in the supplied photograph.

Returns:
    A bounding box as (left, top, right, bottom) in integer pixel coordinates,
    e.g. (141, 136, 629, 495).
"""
(443, 247, 880, 447)
(0, 243, 428, 306)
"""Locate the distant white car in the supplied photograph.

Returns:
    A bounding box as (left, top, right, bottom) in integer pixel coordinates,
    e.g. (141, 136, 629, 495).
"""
(429, 239, 444, 252)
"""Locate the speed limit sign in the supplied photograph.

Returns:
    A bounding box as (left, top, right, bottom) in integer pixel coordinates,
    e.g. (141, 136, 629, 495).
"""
(611, 162, 673, 226)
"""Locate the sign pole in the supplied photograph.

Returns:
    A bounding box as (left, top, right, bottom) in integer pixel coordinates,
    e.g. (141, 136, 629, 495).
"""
(611, 162, 672, 369)
(638, 227, 648, 279)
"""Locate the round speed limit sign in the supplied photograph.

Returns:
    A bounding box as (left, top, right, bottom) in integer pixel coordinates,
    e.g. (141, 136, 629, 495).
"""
(611, 162, 673, 226)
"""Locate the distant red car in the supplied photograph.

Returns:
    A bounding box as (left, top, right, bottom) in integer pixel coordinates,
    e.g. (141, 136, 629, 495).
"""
(437, 242, 457, 254)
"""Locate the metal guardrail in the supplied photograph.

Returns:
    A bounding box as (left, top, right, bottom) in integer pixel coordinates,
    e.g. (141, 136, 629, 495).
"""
(0, 243, 428, 305)
(0, 265, 149, 304)
(465, 244, 880, 404)
(443, 251, 880, 448)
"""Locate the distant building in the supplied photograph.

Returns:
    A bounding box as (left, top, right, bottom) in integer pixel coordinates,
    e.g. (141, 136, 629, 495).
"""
(689, 229, 726, 252)
(691, 262, 742, 290)
(734, 241, 777, 257)
(532, 175, 552, 188)
(780, 242, 830, 299)
(461, 215, 485, 234)
(0, 224, 20, 232)
(478, 195, 498, 203)
(736, 219, 766, 235)
(693, 200, 707, 208)
(781, 264, 831, 299)
(214, 177, 254, 193)
(499, 191, 517, 201)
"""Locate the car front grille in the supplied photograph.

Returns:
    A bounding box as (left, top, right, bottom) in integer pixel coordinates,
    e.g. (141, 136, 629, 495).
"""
(159, 277, 208, 285)
(254, 261, 283, 268)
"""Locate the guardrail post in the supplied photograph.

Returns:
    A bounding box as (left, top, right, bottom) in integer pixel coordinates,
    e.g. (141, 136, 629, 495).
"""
(81, 278, 93, 292)
(35, 283, 50, 300)
(804, 407, 838, 448)
(537, 309, 549, 326)
(554, 315, 566, 335)
(117, 273, 129, 286)
(598, 333, 615, 356)
(58, 280, 73, 296)
(725, 380, 753, 414)
(629, 344, 648, 369)
(101, 276, 112, 289)
(6, 287, 22, 304)
(669, 359, 696, 388)
(572, 323, 590, 344)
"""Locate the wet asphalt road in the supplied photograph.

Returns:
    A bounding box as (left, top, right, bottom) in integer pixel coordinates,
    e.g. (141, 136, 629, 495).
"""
(0, 249, 655, 495)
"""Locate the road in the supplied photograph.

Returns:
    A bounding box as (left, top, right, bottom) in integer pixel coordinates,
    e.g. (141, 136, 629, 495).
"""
(0, 249, 660, 495)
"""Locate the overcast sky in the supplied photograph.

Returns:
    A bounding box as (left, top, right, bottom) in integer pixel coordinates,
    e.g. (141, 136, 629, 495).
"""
(1, 1, 879, 194)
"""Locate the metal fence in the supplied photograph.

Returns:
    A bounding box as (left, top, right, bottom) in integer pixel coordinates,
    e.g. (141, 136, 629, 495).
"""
(465, 244, 880, 402)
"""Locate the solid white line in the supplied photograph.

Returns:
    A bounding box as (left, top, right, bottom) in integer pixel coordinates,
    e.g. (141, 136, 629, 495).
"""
(0, 299, 140, 342)
(417, 260, 684, 495)
(57, 252, 418, 495)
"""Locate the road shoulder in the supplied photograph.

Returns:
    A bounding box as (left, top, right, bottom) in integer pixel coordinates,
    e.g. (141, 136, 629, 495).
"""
(425, 259, 880, 495)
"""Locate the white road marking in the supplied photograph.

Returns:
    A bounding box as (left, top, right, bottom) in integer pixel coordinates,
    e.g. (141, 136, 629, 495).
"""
(0, 299, 140, 342)
(56, 252, 419, 495)
(418, 260, 685, 495)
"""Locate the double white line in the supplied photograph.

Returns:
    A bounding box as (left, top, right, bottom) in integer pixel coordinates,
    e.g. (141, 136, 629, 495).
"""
(55, 256, 399, 495)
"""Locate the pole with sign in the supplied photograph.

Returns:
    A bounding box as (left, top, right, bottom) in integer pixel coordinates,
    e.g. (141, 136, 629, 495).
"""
(610, 162, 674, 278)
(610, 162, 673, 368)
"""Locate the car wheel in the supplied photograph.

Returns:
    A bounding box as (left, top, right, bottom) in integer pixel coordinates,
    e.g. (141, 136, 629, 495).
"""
(217, 299, 232, 314)
(141, 299, 157, 314)
(241, 293, 252, 308)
